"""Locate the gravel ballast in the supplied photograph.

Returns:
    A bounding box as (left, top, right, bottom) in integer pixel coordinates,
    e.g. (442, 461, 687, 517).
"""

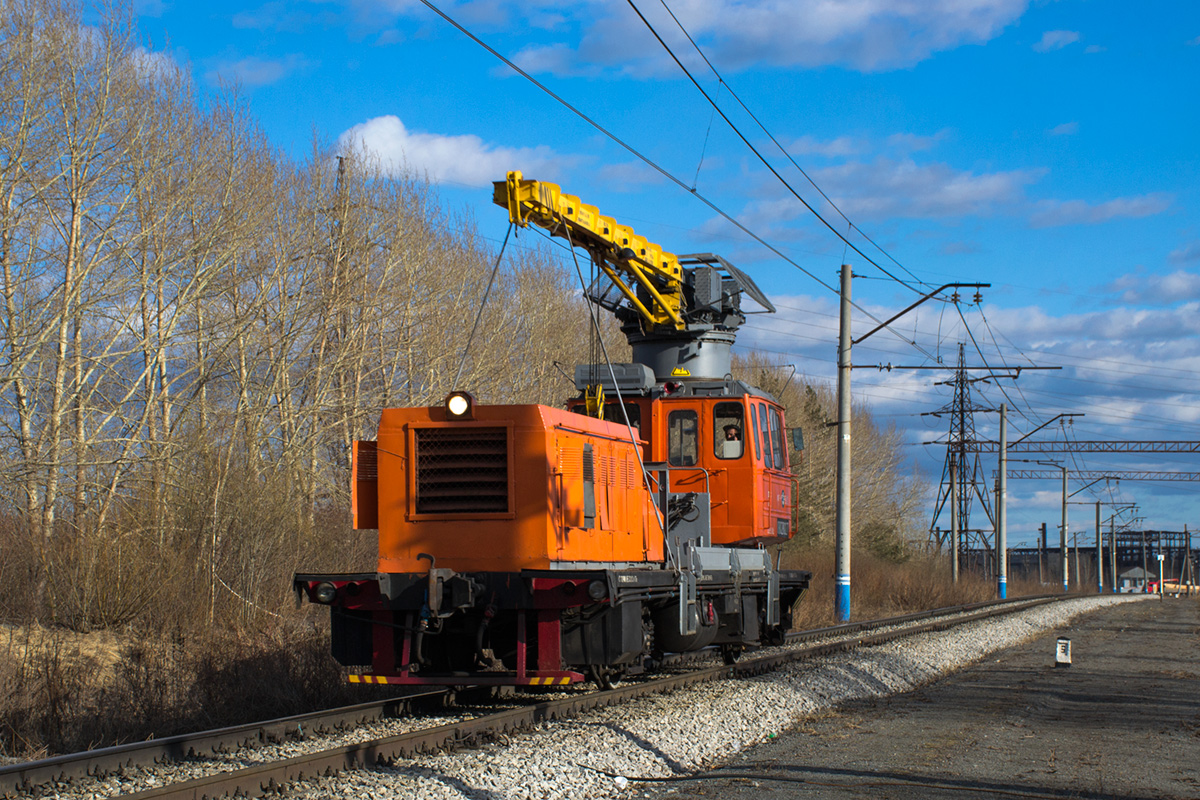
(284, 595, 1148, 800)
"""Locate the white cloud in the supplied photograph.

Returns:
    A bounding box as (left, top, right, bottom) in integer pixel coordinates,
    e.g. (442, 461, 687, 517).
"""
(779, 131, 948, 164)
(1048, 121, 1078, 136)
(751, 159, 1043, 222)
(1084, 44, 1106, 54)
(985, 302, 1200, 349)
(205, 54, 311, 87)
(1029, 193, 1172, 227)
(128, 46, 178, 83)
(221, 1, 1032, 75)
(134, 0, 167, 16)
(1188, 35, 1200, 46)
(1106, 268, 1200, 305)
(733, 288, 1200, 535)
(336, 115, 565, 187)
(1169, 241, 1200, 263)
(232, 3, 318, 33)
(510, 43, 599, 78)
(507, 0, 1032, 76)
(1033, 30, 1080, 52)
(886, 130, 951, 152)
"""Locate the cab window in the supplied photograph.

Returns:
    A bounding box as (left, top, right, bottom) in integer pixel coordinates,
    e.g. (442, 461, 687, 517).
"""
(758, 402, 774, 468)
(750, 403, 762, 462)
(606, 401, 641, 432)
(668, 410, 698, 466)
(770, 408, 786, 469)
(714, 402, 745, 459)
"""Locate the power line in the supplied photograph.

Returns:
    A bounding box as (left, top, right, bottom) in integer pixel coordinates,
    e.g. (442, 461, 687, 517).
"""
(627, 0, 929, 294)
(647, 0, 930, 291)
(766, 297, 1200, 385)
(1006, 470, 1200, 481)
(410, 0, 946, 362)
(953, 302, 1036, 426)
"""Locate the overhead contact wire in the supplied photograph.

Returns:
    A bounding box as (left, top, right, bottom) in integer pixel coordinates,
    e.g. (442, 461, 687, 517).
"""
(649, 0, 929, 291)
(411, 0, 938, 360)
(954, 302, 1034, 426)
(624, 0, 892, 277)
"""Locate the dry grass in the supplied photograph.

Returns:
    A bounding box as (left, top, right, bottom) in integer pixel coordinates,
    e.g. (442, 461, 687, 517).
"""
(1, 542, 1064, 759)
(784, 543, 1047, 630)
(0, 618, 373, 758)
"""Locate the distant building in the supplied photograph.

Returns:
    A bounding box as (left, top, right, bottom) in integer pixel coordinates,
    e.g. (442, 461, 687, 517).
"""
(1118, 567, 1150, 593)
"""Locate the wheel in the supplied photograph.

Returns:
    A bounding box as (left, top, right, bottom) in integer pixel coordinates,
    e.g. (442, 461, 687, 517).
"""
(720, 644, 743, 665)
(588, 665, 625, 690)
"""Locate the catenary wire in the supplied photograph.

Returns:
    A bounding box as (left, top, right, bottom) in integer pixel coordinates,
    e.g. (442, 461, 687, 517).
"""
(647, 0, 930, 291)
(409, 0, 944, 362)
(414, 0, 1197, 530)
(625, 0, 926, 293)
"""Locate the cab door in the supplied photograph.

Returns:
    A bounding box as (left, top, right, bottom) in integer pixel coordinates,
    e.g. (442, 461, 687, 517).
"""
(708, 399, 753, 545)
(755, 400, 792, 541)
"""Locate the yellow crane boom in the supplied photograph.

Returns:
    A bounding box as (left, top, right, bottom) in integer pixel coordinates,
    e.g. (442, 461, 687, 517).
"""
(494, 171, 686, 330)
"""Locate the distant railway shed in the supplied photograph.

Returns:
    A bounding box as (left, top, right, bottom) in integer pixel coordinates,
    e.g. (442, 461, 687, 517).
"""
(961, 529, 1197, 590)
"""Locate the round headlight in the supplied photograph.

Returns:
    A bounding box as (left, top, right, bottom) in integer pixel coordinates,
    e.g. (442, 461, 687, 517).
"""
(314, 582, 337, 604)
(445, 391, 475, 419)
(587, 580, 607, 601)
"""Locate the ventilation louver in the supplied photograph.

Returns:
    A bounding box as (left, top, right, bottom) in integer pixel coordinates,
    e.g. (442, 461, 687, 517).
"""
(414, 427, 509, 514)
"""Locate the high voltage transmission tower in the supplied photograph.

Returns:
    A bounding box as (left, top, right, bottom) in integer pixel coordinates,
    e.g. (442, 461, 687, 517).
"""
(922, 342, 1200, 570)
(926, 343, 995, 555)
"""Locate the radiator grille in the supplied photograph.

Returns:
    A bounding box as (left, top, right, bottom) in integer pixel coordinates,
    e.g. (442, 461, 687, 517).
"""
(414, 427, 509, 514)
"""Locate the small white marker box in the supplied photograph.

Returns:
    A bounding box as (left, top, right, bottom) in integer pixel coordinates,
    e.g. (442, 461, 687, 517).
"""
(1055, 637, 1072, 667)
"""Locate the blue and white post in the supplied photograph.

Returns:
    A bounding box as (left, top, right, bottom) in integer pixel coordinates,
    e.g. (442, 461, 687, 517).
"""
(1110, 516, 1118, 593)
(1060, 467, 1069, 593)
(835, 264, 853, 622)
(997, 403, 1007, 599)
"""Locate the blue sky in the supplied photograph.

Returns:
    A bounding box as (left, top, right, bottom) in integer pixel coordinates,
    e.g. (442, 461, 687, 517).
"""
(129, 0, 1200, 549)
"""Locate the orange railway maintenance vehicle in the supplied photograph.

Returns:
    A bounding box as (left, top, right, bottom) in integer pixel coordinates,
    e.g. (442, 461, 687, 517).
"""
(295, 172, 811, 688)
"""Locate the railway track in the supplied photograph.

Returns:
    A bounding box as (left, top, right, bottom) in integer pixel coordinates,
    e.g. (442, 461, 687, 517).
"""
(1, 594, 1060, 799)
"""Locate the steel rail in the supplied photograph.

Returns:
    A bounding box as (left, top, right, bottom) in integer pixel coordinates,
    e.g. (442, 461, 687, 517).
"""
(90, 595, 1058, 800)
(11, 604, 1005, 796)
(0, 691, 445, 797)
(786, 594, 1057, 644)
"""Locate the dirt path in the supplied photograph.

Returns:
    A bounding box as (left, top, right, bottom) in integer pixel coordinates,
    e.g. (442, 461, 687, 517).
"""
(654, 596, 1200, 800)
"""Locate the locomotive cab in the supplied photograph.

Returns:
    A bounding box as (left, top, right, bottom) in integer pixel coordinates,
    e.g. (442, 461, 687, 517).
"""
(656, 391, 793, 547)
(572, 385, 795, 547)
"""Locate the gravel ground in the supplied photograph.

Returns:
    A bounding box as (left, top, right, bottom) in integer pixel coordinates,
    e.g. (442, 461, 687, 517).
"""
(6, 603, 1000, 798)
(280, 595, 1147, 800)
(16, 696, 597, 800)
(655, 593, 1197, 800)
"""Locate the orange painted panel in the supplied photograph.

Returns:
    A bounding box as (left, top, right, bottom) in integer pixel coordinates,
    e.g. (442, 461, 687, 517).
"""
(373, 404, 663, 574)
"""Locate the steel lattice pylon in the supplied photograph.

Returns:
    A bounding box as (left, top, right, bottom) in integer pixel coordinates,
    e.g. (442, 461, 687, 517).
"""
(928, 343, 994, 559)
